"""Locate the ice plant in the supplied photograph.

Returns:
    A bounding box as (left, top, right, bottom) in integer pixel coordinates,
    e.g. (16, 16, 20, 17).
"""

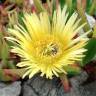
(7, 6, 89, 79)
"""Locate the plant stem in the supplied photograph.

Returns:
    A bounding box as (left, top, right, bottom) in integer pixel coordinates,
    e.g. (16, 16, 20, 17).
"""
(60, 74, 70, 92)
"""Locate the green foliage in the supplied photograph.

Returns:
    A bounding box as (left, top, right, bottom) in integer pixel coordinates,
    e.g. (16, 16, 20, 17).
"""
(0, 68, 26, 81)
(9, 0, 23, 5)
(86, 0, 96, 15)
(33, 0, 45, 13)
(0, 69, 13, 81)
(93, 25, 96, 38)
(63, 65, 81, 76)
(52, 0, 57, 14)
(59, 0, 65, 9)
(60, 0, 96, 16)
(0, 32, 9, 68)
(18, 12, 27, 31)
(81, 38, 96, 66)
(60, 0, 76, 16)
(0, 31, 17, 69)
(77, 0, 90, 32)
(86, 0, 92, 13)
(0, 0, 96, 82)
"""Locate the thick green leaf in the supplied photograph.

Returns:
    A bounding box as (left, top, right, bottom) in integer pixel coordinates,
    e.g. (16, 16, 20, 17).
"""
(0, 68, 26, 81)
(7, 60, 16, 69)
(1, 40, 9, 67)
(93, 24, 96, 38)
(52, 0, 57, 14)
(63, 65, 81, 76)
(59, 0, 65, 9)
(0, 69, 12, 81)
(81, 38, 96, 65)
(86, 0, 92, 13)
(10, 0, 23, 5)
(0, 32, 3, 58)
(77, 0, 90, 32)
(18, 12, 27, 31)
(1, 41, 9, 60)
(33, 0, 45, 13)
(4, 68, 26, 77)
(89, 0, 96, 15)
(59, 0, 76, 15)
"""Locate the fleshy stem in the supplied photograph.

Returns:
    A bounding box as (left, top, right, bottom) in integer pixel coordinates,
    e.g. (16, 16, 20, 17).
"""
(60, 74, 70, 92)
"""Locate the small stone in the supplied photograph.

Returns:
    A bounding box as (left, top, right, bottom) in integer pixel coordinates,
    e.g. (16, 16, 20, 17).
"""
(0, 81, 21, 96)
(70, 71, 88, 86)
(22, 72, 96, 96)
(86, 14, 96, 28)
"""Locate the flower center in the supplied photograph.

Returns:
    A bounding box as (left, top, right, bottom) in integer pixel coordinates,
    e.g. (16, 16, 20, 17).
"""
(42, 42, 58, 56)
(33, 36, 63, 64)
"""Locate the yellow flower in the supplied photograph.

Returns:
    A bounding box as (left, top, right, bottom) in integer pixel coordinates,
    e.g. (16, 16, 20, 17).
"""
(8, 6, 89, 79)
